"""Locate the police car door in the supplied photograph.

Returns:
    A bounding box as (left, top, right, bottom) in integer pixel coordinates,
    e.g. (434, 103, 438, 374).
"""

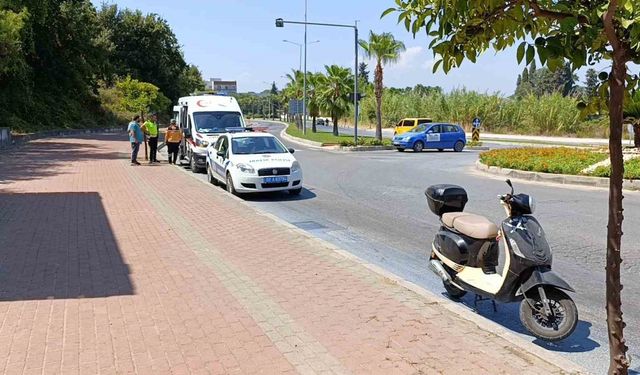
(213, 136, 229, 178)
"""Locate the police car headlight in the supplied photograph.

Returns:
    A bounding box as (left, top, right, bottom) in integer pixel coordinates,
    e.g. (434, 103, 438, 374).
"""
(291, 161, 301, 173)
(236, 163, 255, 174)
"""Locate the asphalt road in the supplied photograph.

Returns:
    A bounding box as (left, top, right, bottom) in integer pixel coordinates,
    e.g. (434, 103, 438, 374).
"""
(177, 121, 640, 374)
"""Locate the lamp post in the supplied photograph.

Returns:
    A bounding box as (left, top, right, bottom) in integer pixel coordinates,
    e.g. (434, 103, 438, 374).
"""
(282, 40, 320, 72)
(276, 17, 359, 142)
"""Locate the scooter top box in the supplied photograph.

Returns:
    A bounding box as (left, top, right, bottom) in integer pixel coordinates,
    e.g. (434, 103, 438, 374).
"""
(425, 184, 468, 216)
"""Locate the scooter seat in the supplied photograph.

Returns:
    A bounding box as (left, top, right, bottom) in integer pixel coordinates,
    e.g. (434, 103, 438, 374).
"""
(441, 212, 499, 240)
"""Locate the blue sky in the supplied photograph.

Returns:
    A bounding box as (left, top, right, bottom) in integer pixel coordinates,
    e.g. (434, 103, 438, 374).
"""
(92, 0, 602, 95)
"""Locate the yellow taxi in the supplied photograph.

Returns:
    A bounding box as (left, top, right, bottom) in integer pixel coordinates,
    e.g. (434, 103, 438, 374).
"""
(394, 118, 433, 135)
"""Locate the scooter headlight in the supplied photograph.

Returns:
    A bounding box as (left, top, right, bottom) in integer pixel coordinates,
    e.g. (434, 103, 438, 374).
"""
(528, 196, 536, 214)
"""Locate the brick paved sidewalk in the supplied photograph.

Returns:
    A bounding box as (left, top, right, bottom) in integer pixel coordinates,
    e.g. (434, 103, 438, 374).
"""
(0, 135, 580, 375)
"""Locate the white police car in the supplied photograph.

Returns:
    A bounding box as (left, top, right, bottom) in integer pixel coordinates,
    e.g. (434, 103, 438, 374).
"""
(206, 130, 303, 195)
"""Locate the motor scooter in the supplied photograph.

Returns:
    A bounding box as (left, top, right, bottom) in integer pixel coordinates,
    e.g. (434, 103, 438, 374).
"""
(425, 179, 578, 341)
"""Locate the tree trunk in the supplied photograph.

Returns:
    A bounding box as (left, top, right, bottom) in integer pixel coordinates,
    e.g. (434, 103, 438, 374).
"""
(312, 115, 317, 133)
(606, 53, 629, 375)
(633, 123, 640, 148)
(374, 61, 383, 141)
(332, 115, 339, 136)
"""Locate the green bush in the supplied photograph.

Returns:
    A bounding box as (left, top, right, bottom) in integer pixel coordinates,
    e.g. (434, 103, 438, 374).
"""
(591, 158, 640, 180)
(479, 147, 608, 175)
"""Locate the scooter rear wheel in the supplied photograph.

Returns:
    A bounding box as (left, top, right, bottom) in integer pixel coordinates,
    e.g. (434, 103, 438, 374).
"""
(520, 288, 578, 342)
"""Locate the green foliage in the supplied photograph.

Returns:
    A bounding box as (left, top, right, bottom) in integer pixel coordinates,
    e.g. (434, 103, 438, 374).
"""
(286, 123, 389, 146)
(357, 87, 606, 137)
(317, 65, 354, 133)
(591, 158, 640, 180)
(97, 5, 191, 101)
(99, 76, 170, 122)
(479, 147, 608, 175)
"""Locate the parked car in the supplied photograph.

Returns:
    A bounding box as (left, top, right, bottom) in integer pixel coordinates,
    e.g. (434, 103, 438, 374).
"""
(206, 130, 303, 196)
(392, 123, 466, 152)
(394, 118, 432, 135)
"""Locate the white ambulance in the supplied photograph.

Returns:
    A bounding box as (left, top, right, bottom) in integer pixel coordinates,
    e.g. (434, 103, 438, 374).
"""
(176, 94, 246, 172)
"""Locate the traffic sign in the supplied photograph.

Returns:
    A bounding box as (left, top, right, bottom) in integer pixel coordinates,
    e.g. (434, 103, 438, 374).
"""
(288, 99, 303, 115)
(472, 117, 482, 128)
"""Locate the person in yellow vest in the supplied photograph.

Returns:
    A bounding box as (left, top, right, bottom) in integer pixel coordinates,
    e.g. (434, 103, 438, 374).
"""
(164, 119, 183, 164)
(144, 113, 160, 163)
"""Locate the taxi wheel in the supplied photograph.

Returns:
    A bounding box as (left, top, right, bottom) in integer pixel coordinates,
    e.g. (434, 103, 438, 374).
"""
(413, 141, 424, 153)
(226, 173, 238, 196)
(207, 165, 218, 186)
(454, 141, 465, 152)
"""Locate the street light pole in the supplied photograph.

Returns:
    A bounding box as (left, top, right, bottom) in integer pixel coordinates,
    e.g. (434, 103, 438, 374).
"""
(303, 0, 308, 135)
(276, 18, 359, 144)
(354, 21, 358, 144)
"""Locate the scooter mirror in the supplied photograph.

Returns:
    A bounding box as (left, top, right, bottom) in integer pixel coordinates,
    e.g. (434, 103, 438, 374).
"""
(506, 179, 514, 194)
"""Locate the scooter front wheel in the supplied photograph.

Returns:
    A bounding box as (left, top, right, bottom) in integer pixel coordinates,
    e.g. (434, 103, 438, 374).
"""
(520, 288, 578, 342)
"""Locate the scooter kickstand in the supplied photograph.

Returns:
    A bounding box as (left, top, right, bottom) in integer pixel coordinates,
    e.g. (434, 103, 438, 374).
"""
(473, 294, 498, 313)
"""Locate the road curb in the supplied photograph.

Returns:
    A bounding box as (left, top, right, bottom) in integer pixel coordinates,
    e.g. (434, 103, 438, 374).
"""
(476, 160, 640, 191)
(174, 160, 588, 375)
(269, 121, 395, 152)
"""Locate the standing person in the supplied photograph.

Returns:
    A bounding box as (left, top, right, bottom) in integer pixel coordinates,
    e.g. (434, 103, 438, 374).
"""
(127, 115, 143, 166)
(164, 119, 182, 164)
(144, 113, 160, 163)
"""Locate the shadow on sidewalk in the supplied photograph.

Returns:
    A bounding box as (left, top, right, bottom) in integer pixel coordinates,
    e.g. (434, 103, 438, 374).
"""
(0, 138, 124, 185)
(451, 294, 600, 353)
(0, 192, 133, 301)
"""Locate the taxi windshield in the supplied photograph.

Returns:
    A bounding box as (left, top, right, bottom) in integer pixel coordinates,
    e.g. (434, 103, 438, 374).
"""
(193, 111, 243, 133)
(232, 136, 288, 155)
(409, 124, 428, 133)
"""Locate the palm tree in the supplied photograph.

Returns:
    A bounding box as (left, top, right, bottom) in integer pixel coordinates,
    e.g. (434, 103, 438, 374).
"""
(317, 65, 354, 136)
(284, 69, 304, 128)
(624, 91, 640, 148)
(359, 31, 406, 140)
(307, 72, 324, 132)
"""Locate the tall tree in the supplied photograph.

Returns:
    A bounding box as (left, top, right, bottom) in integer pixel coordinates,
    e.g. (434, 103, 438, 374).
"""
(358, 31, 406, 140)
(391, 2, 637, 373)
(358, 62, 370, 84)
(317, 65, 353, 136)
(307, 72, 324, 132)
(178, 64, 205, 95)
(97, 5, 186, 101)
(585, 69, 600, 99)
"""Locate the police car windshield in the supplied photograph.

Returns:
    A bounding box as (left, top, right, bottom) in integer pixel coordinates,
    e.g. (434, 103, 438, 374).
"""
(232, 136, 288, 155)
(193, 111, 243, 133)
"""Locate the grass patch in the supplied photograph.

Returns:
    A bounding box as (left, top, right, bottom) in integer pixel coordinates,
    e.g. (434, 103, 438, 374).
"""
(285, 123, 391, 146)
(479, 147, 608, 175)
(591, 158, 640, 180)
